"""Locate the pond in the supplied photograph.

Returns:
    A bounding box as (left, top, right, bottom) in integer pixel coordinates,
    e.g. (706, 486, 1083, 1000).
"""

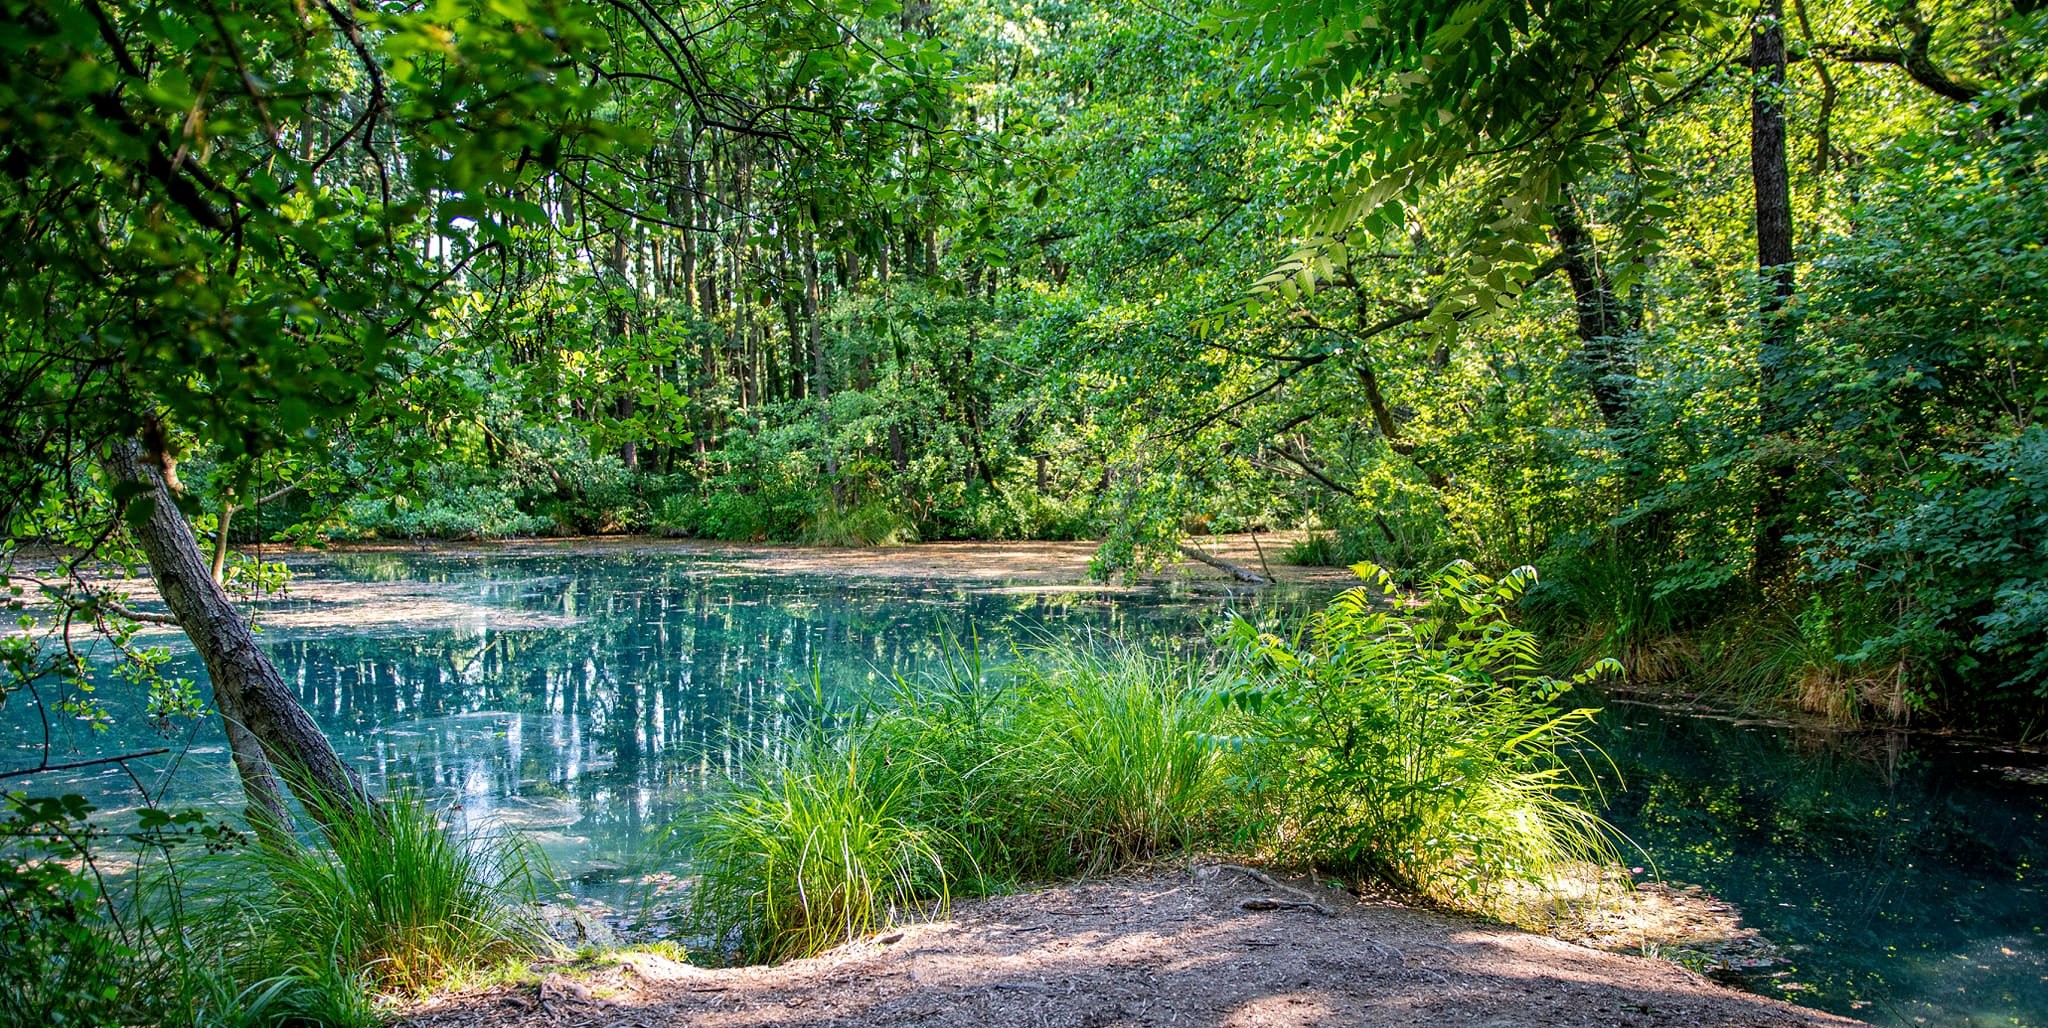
(5, 550, 2044, 1027)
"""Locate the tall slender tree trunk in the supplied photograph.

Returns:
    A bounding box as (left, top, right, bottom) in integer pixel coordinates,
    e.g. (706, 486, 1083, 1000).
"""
(104, 438, 374, 831)
(1751, 0, 1799, 584)
(806, 231, 843, 505)
(609, 227, 640, 471)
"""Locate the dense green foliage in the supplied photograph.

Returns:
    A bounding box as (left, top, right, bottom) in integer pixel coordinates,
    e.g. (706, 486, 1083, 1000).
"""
(1220, 563, 1621, 911)
(5, 0, 2044, 1009)
(0, 791, 548, 1026)
(199, 791, 551, 1017)
(682, 573, 1620, 961)
(677, 646, 1230, 962)
(8, 0, 2045, 725)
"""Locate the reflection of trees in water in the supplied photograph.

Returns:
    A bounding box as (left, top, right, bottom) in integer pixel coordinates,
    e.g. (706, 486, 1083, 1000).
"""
(262, 564, 1223, 848)
(1590, 708, 2048, 1021)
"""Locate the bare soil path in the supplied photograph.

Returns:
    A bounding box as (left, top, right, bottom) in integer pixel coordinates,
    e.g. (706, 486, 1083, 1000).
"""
(403, 867, 1861, 1028)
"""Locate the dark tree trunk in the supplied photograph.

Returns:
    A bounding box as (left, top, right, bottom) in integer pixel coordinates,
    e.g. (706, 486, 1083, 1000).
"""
(105, 438, 374, 831)
(1751, 0, 1799, 584)
(1550, 194, 1638, 429)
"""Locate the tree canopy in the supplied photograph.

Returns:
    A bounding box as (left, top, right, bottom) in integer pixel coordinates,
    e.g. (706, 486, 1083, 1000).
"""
(5, 0, 2047, 780)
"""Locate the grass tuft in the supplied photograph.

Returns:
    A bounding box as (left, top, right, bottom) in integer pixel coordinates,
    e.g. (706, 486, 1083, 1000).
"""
(677, 737, 951, 964)
(194, 790, 554, 1021)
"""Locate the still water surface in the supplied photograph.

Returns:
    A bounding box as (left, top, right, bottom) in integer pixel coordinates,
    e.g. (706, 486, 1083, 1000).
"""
(5, 550, 2043, 1027)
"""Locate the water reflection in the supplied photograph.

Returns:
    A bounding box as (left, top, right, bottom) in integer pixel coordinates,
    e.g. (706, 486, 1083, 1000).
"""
(11, 553, 1271, 876)
(1592, 704, 2048, 1027)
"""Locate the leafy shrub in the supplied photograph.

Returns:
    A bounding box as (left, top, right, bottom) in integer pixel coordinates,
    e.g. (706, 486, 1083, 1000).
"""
(0, 794, 264, 1028)
(926, 480, 1098, 541)
(1806, 427, 2048, 705)
(1283, 533, 1341, 566)
(2, 793, 158, 1027)
(339, 485, 553, 540)
(1220, 562, 1620, 914)
(650, 484, 819, 541)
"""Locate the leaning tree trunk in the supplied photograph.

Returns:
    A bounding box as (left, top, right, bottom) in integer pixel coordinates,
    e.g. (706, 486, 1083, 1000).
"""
(105, 438, 375, 829)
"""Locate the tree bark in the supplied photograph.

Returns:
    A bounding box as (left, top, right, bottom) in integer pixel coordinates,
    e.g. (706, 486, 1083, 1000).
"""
(1751, 0, 1799, 584)
(1550, 194, 1638, 430)
(1178, 543, 1270, 585)
(105, 438, 374, 829)
(806, 231, 843, 505)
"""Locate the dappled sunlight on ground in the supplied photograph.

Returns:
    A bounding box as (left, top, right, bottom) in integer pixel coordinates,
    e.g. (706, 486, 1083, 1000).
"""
(400, 867, 1863, 1028)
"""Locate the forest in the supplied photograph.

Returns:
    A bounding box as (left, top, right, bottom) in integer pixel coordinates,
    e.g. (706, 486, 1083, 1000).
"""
(2, 0, 2045, 1024)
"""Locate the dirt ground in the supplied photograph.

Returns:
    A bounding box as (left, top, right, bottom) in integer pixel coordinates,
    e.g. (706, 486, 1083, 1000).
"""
(401, 866, 1861, 1028)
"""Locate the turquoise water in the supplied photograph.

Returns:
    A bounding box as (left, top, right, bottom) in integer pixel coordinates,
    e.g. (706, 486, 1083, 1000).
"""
(4, 550, 2044, 1026)
(1592, 706, 2047, 1026)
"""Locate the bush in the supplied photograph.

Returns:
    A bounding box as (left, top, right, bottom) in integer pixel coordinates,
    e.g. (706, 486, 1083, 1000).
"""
(2, 788, 552, 1027)
(2, 793, 174, 1028)
(1283, 533, 1341, 566)
(800, 500, 919, 546)
(1806, 427, 2048, 707)
(196, 791, 553, 1020)
(339, 486, 553, 541)
(0, 794, 272, 1028)
(1220, 562, 1621, 915)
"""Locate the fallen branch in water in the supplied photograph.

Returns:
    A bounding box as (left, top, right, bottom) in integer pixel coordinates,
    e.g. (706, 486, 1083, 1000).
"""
(1178, 543, 1270, 585)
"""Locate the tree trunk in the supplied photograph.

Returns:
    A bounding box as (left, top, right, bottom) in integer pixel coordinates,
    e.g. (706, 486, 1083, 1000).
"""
(210, 496, 235, 584)
(1177, 543, 1270, 585)
(1751, 0, 1799, 584)
(806, 232, 843, 505)
(609, 227, 640, 472)
(105, 438, 374, 829)
(1550, 193, 1638, 429)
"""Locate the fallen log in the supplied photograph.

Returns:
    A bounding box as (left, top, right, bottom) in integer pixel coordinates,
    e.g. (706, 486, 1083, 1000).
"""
(1178, 543, 1271, 585)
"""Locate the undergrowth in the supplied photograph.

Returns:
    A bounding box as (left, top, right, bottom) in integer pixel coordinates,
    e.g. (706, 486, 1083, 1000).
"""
(1, 790, 552, 1027)
(679, 562, 1625, 962)
(1219, 562, 1622, 916)
(193, 791, 553, 1020)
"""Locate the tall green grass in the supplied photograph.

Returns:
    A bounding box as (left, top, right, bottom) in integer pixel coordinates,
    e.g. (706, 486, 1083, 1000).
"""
(677, 738, 952, 964)
(193, 791, 552, 1020)
(678, 644, 1233, 961)
(680, 565, 1628, 961)
(1004, 649, 1226, 873)
(3, 789, 551, 1026)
